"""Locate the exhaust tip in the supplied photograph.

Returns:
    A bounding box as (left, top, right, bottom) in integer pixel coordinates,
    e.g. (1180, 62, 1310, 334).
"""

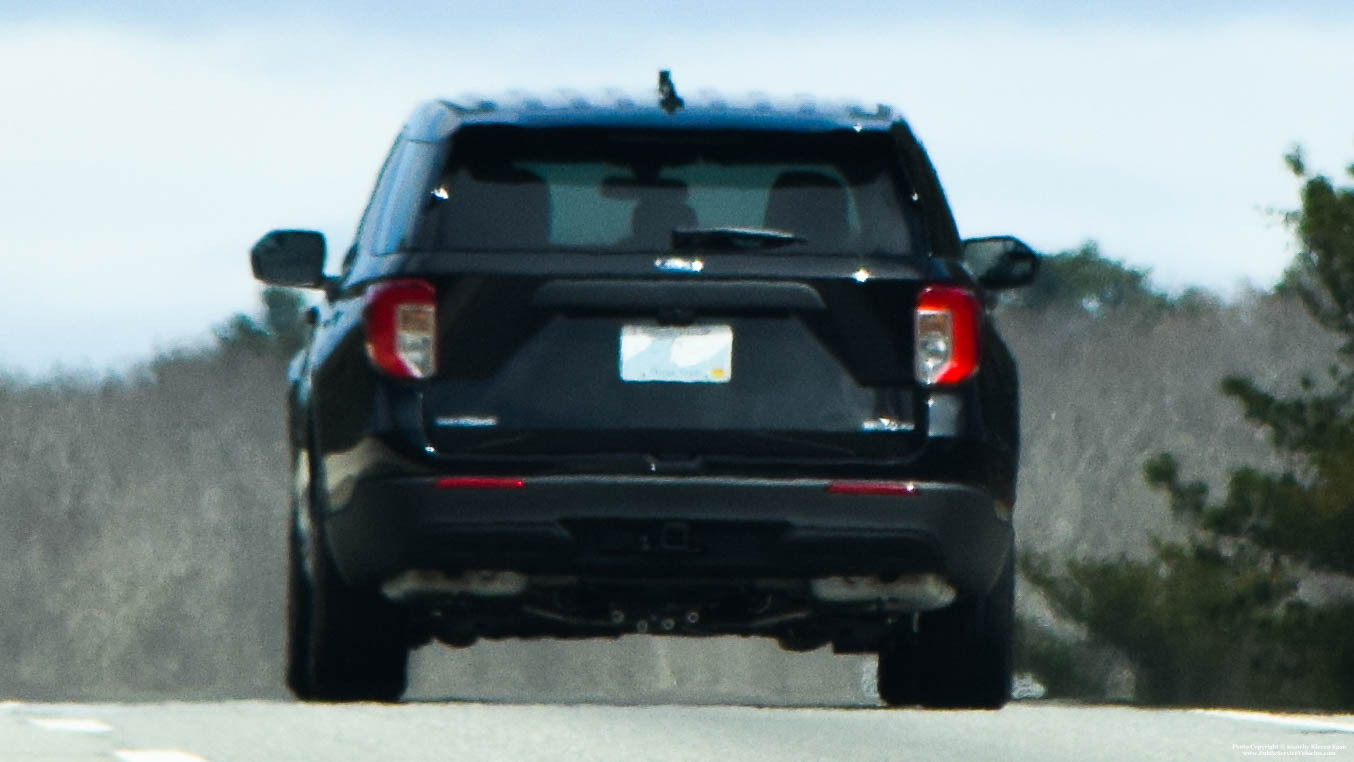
(809, 573, 957, 611)
(382, 569, 528, 601)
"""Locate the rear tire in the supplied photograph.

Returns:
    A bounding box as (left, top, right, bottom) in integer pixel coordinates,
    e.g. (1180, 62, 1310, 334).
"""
(285, 450, 409, 702)
(876, 552, 1013, 709)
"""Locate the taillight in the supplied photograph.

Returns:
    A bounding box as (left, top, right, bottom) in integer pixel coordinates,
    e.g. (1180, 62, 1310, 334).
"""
(365, 279, 436, 379)
(915, 286, 980, 385)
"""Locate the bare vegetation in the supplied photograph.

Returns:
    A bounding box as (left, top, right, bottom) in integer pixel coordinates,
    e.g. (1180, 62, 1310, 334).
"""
(1008, 293, 1336, 561)
(0, 348, 290, 699)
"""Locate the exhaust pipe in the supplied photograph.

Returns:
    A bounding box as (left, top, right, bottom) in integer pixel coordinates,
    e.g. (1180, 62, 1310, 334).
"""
(809, 573, 957, 611)
(382, 569, 528, 601)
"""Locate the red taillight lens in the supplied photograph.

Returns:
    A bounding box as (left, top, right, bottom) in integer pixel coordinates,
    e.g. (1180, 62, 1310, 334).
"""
(365, 279, 436, 379)
(434, 477, 525, 490)
(826, 480, 920, 496)
(915, 286, 980, 385)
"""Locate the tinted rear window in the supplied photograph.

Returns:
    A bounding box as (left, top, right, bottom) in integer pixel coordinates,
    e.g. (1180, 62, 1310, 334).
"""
(410, 126, 920, 256)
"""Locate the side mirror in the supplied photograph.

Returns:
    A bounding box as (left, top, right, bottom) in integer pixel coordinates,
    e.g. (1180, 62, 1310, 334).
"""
(251, 230, 327, 288)
(962, 236, 1039, 290)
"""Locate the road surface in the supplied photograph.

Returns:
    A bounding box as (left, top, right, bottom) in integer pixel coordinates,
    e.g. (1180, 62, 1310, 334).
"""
(3, 699, 1352, 762)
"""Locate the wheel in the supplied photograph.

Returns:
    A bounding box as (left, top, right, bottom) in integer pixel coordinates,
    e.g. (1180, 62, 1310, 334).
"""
(286, 448, 409, 702)
(876, 552, 1014, 709)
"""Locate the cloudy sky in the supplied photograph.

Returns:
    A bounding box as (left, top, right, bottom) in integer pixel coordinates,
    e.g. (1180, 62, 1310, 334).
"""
(2, 1, 1352, 373)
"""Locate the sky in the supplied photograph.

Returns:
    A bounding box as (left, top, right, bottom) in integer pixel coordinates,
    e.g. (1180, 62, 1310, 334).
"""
(2, 1, 1353, 374)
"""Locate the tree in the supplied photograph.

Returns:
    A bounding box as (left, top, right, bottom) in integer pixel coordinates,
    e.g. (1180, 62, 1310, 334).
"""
(261, 287, 310, 355)
(1169, 150, 1354, 579)
(1008, 241, 1173, 314)
(1025, 149, 1354, 708)
(215, 287, 309, 357)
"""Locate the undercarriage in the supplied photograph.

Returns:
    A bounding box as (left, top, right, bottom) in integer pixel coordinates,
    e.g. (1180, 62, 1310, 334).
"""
(387, 572, 959, 653)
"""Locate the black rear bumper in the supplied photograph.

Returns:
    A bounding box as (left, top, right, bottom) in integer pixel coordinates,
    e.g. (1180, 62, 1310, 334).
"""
(324, 474, 1012, 597)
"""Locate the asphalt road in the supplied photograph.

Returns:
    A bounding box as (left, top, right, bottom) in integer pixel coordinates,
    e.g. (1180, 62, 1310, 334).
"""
(4, 699, 1353, 762)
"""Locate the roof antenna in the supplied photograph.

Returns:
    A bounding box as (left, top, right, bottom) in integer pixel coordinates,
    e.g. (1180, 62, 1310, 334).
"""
(658, 70, 684, 114)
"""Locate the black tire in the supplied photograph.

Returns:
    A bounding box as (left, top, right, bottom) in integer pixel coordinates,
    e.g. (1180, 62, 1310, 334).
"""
(877, 552, 1014, 709)
(285, 450, 409, 702)
(284, 517, 314, 696)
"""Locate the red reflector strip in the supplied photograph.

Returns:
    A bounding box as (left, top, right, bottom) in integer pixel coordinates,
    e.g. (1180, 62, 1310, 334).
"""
(826, 480, 919, 497)
(434, 477, 525, 490)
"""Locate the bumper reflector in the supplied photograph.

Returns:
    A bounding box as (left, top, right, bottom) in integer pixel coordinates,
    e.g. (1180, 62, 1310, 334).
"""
(435, 477, 526, 490)
(826, 480, 920, 497)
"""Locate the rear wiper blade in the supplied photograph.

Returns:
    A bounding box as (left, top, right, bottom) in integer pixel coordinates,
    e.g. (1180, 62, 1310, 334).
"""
(670, 227, 806, 251)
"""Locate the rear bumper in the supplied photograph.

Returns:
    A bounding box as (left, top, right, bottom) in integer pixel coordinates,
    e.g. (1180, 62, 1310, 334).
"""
(325, 474, 1012, 598)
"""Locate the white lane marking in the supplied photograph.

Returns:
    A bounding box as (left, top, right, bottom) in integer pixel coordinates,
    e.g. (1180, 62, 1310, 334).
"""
(1196, 709, 1354, 734)
(27, 717, 114, 734)
(113, 752, 211, 762)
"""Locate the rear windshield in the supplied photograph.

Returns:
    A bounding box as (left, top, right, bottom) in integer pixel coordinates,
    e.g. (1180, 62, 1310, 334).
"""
(409, 126, 920, 256)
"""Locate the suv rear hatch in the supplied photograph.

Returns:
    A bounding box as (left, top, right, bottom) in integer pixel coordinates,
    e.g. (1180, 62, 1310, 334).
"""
(379, 124, 961, 468)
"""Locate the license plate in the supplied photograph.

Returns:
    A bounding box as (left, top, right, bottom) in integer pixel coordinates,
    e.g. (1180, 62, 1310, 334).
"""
(620, 324, 733, 383)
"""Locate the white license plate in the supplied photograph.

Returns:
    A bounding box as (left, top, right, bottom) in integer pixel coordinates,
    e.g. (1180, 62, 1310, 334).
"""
(620, 324, 733, 383)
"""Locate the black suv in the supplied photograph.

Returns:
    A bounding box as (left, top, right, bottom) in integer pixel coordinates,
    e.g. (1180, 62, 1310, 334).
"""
(253, 75, 1037, 708)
